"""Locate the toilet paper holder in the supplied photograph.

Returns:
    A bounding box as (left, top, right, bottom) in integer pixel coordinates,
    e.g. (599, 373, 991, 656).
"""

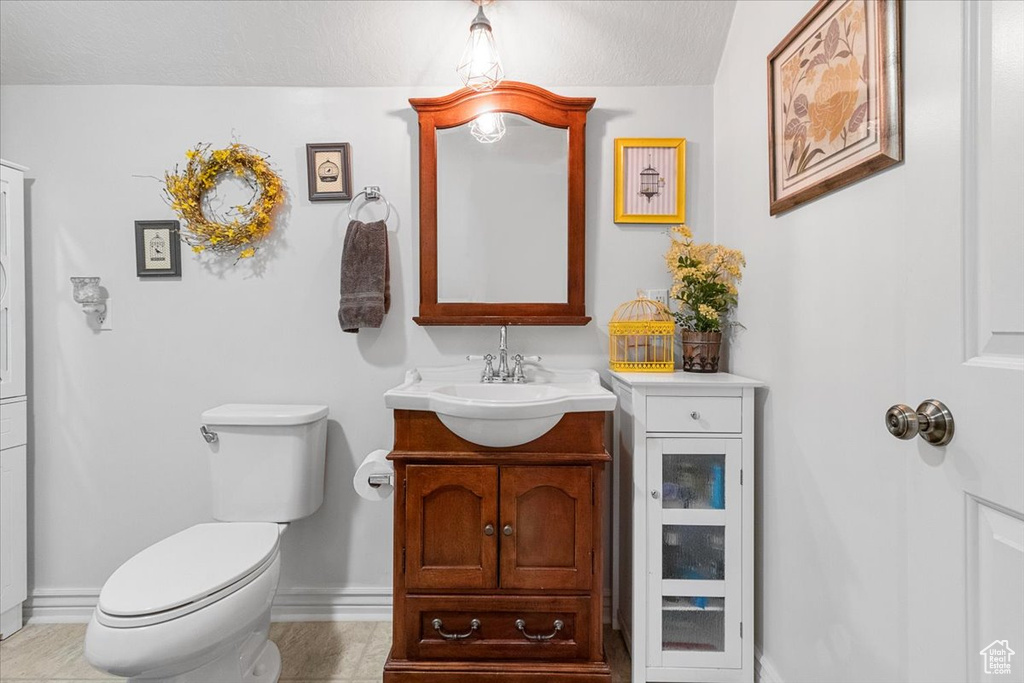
(367, 472, 393, 488)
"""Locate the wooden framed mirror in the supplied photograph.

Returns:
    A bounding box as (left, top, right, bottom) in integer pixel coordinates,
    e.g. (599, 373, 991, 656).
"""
(410, 82, 595, 325)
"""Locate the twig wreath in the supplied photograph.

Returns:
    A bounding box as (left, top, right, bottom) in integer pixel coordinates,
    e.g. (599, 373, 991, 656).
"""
(164, 143, 284, 259)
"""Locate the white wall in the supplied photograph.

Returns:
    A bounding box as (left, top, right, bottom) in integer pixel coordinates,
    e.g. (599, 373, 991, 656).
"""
(0, 83, 713, 615)
(713, 1, 969, 681)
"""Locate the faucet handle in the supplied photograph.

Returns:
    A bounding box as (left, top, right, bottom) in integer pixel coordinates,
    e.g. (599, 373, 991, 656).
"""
(469, 354, 496, 382)
(511, 354, 541, 383)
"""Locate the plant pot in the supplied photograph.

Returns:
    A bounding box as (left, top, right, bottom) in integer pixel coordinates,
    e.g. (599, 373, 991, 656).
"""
(679, 330, 722, 373)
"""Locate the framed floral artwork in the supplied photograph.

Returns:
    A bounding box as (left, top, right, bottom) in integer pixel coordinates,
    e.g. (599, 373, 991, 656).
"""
(614, 138, 686, 224)
(767, 0, 902, 215)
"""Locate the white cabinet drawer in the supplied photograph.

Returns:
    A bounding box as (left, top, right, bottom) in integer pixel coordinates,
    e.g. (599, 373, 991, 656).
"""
(0, 400, 26, 450)
(645, 396, 741, 433)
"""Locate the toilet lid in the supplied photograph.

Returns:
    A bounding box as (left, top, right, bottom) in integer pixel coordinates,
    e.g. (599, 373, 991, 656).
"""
(98, 522, 280, 617)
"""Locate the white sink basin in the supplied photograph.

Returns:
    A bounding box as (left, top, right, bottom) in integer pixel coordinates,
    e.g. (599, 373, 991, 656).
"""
(384, 364, 617, 448)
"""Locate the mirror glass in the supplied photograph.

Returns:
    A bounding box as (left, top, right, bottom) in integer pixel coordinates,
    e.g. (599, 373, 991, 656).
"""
(436, 114, 568, 303)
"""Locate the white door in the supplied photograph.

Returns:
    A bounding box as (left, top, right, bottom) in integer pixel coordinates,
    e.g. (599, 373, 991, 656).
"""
(902, 2, 1024, 682)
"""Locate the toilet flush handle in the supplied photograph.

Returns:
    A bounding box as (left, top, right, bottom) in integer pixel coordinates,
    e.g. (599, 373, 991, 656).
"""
(200, 425, 218, 443)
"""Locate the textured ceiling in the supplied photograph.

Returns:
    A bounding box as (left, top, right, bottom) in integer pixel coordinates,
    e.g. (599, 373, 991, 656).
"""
(0, 0, 736, 87)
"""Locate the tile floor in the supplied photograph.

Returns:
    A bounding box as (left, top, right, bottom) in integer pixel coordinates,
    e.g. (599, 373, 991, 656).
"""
(0, 622, 632, 682)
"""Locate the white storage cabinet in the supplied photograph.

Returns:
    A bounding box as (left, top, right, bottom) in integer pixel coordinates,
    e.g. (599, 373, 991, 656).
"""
(0, 159, 28, 640)
(610, 371, 761, 683)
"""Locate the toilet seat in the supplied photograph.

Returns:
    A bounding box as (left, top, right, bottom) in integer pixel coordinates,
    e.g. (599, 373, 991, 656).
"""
(96, 522, 281, 628)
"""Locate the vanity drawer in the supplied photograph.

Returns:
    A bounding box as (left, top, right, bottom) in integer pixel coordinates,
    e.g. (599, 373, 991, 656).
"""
(404, 595, 593, 662)
(646, 396, 741, 433)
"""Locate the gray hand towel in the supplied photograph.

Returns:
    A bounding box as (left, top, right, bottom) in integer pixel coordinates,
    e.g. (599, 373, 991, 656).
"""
(338, 219, 390, 333)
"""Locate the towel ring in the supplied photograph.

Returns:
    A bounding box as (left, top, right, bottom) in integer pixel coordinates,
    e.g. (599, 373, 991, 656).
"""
(349, 186, 392, 225)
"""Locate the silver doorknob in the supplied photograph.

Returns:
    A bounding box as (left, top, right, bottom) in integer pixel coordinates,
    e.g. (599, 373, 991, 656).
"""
(503, 524, 513, 536)
(885, 399, 954, 446)
(484, 524, 495, 536)
(651, 489, 660, 499)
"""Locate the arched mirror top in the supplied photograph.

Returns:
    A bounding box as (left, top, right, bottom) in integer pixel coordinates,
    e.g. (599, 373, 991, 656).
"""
(411, 82, 596, 326)
(410, 81, 597, 129)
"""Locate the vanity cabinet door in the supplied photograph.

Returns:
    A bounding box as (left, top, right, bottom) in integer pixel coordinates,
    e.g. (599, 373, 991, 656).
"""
(499, 466, 593, 591)
(405, 465, 499, 590)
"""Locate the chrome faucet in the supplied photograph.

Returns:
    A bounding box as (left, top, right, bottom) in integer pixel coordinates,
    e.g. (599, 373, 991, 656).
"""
(496, 325, 510, 379)
(467, 325, 541, 383)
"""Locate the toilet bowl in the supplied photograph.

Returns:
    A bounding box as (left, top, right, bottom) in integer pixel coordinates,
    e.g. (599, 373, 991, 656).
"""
(85, 404, 328, 683)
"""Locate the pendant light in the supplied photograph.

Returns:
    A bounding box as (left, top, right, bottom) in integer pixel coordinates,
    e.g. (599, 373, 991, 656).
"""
(456, 0, 504, 91)
(469, 111, 506, 144)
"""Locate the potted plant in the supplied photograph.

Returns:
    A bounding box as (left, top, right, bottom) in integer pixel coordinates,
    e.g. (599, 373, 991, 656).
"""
(665, 225, 745, 372)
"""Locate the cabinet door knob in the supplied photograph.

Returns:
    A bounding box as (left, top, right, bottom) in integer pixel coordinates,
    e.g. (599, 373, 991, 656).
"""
(651, 489, 660, 499)
(690, 411, 700, 420)
(484, 524, 495, 536)
(503, 524, 514, 536)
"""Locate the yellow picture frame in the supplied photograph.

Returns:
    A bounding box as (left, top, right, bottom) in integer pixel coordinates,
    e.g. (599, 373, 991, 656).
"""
(613, 137, 686, 224)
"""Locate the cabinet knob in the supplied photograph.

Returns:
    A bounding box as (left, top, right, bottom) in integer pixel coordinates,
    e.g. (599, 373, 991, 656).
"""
(503, 524, 514, 536)
(484, 524, 495, 536)
(690, 411, 701, 420)
(651, 489, 660, 500)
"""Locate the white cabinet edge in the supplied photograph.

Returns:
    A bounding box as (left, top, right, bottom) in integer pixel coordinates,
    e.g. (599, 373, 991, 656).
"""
(608, 370, 764, 387)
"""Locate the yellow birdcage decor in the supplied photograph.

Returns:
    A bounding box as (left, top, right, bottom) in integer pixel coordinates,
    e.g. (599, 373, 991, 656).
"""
(608, 294, 675, 372)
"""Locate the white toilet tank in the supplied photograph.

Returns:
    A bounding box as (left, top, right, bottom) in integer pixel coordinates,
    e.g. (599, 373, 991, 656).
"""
(200, 404, 329, 522)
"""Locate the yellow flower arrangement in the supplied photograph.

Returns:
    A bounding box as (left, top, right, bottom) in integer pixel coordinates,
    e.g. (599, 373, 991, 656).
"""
(665, 224, 745, 332)
(164, 143, 284, 260)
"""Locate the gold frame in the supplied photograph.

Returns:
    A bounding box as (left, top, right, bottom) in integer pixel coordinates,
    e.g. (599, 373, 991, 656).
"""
(614, 137, 686, 224)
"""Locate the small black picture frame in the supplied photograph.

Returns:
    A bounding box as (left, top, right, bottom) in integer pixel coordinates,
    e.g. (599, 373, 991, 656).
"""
(306, 143, 353, 201)
(135, 220, 181, 277)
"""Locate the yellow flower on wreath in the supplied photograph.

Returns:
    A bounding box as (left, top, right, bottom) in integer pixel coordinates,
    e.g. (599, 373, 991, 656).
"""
(163, 142, 284, 261)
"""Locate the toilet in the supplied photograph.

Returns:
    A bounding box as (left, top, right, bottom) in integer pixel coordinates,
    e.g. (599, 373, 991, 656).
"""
(85, 403, 329, 683)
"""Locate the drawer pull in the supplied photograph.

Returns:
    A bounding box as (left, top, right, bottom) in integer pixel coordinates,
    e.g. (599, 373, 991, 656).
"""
(690, 410, 701, 420)
(432, 618, 481, 640)
(515, 618, 563, 641)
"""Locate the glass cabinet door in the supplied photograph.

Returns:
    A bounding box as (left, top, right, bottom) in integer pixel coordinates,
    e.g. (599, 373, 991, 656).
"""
(647, 438, 742, 669)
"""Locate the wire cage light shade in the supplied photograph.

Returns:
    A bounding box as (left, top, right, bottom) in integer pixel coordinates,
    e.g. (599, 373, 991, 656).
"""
(608, 294, 675, 372)
(469, 111, 506, 143)
(456, 5, 504, 91)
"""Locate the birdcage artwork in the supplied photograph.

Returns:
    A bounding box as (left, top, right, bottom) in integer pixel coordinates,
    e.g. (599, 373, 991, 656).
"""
(638, 155, 664, 202)
(608, 294, 675, 372)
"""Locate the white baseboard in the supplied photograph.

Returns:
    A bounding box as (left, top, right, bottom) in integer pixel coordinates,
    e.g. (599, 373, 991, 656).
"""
(755, 645, 783, 683)
(25, 589, 98, 623)
(271, 587, 392, 622)
(27, 586, 613, 625)
(25, 587, 394, 624)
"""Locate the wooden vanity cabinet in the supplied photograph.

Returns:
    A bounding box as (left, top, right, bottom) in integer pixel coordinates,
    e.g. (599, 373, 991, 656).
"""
(385, 410, 611, 683)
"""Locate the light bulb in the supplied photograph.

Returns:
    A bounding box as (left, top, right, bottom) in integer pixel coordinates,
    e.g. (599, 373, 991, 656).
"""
(456, 5, 504, 91)
(476, 113, 499, 134)
(470, 112, 506, 143)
